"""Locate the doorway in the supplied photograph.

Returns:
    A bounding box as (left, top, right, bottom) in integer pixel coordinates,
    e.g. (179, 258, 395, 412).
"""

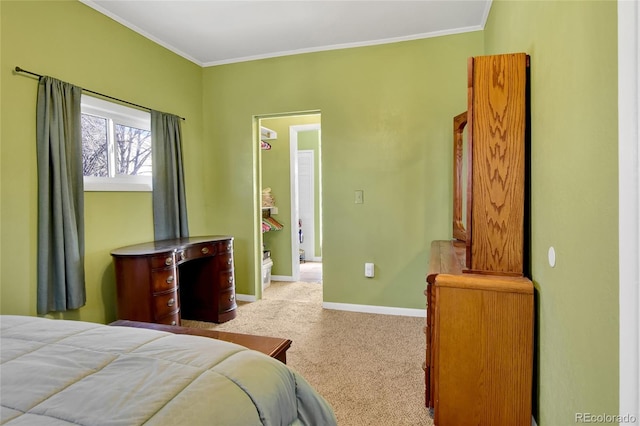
(290, 124, 322, 284)
(258, 114, 322, 290)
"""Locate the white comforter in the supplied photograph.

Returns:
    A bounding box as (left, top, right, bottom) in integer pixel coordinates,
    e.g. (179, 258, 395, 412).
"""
(0, 315, 336, 426)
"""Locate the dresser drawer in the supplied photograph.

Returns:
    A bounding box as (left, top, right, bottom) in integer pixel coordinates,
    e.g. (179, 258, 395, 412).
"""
(216, 239, 233, 254)
(150, 252, 177, 269)
(219, 270, 235, 291)
(153, 290, 179, 319)
(185, 242, 217, 260)
(216, 253, 234, 271)
(151, 267, 178, 293)
(156, 311, 180, 326)
(219, 288, 236, 312)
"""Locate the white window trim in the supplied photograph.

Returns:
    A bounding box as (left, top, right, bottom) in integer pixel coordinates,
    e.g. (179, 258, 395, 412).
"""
(81, 95, 153, 192)
(84, 175, 152, 192)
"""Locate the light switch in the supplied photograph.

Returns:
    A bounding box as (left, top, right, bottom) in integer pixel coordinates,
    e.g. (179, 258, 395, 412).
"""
(355, 190, 364, 204)
(365, 262, 374, 277)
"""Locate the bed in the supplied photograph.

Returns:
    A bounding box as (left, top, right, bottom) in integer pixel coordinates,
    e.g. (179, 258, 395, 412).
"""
(0, 315, 336, 425)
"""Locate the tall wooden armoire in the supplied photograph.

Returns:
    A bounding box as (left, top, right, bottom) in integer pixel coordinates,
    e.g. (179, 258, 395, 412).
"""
(424, 53, 534, 426)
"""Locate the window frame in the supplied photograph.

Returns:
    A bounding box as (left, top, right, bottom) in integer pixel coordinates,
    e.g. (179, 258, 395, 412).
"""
(81, 95, 153, 192)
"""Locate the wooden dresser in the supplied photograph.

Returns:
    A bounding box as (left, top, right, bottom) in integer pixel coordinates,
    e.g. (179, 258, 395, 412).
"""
(111, 236, 237, 326)
(425, 53, 533, 425)
(425, 241, 533, 425)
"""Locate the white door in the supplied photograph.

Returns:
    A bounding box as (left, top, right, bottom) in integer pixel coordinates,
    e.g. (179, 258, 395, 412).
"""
(297, 150, 315, 260)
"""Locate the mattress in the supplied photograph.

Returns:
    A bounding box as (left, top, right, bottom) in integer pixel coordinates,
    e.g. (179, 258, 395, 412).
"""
(0, 315, 336, 425)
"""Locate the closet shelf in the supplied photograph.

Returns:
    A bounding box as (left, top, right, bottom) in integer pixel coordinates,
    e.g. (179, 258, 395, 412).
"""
(262, 216, 284, 233)
(260, 126, 277, 140)
(262, 204, 283, 233)
(260, 126, 277, 150)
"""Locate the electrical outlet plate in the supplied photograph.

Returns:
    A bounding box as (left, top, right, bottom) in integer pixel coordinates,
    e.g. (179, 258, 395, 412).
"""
(355, 190, 364, 204)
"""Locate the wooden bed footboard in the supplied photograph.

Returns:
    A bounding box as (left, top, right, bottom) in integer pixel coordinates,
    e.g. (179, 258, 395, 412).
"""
(110, 320, 292, 364)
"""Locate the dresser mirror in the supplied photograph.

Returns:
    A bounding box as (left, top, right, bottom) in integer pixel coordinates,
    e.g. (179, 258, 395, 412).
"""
(452, 111, 469, 242)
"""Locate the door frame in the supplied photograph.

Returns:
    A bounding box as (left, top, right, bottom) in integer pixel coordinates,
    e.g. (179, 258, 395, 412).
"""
(297, 149, 316, 262)
(618, 0, 639, 418)
(289, 124, 321, 281)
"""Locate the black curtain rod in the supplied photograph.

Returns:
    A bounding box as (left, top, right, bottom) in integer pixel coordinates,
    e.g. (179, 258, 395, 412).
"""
(14, 66, 185, 121)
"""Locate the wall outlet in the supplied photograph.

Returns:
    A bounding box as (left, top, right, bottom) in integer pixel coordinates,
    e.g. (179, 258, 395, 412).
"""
(365, 262, 374, 278)
(355, 190, 364, 204)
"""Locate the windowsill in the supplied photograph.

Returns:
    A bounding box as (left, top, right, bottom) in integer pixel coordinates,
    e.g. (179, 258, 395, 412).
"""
(84, 176, 152, 192)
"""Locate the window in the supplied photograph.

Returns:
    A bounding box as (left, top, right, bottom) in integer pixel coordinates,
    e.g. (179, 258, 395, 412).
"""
(81, 95, 152, 191)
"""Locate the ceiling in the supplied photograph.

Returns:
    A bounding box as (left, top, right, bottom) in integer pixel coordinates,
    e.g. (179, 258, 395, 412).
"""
(80, 0, 492, 67)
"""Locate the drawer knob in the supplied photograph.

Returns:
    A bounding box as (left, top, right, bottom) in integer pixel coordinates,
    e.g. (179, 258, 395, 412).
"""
(167, 298, 175, 307)
(229, 294, 235, 302)
(228, 276, 234, 284)
(201, 247, 210, 255)
(227, 258, 233, 265)
(166, 276, 174, 284)
(171, 320, 177, 326)
(165, 257, 173, 266)
(179, 252, 186, 261)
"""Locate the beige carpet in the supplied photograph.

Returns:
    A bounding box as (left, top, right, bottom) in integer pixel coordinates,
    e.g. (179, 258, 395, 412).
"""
(183, 281, 434, 426)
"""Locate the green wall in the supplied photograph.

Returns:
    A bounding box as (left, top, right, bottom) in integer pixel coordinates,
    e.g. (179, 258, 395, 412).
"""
(484, 0, 619, 423)
(202, 33, 485, 307)
(0, 2, 621, 420)
(0, 1, 205, 323)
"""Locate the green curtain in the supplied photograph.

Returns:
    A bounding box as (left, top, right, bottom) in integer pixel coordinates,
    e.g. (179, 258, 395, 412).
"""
(36, 76, 86, 315)
(151, 110, 189, 240)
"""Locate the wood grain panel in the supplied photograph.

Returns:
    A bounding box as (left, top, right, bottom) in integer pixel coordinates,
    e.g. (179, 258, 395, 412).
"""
(433, 277, 533, 426)
(470, 53, 527, 274)
(434, 286, 483, 425)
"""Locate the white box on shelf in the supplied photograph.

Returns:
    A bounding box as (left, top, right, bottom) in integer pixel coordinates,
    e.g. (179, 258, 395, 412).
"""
(262, 258, 274, 290)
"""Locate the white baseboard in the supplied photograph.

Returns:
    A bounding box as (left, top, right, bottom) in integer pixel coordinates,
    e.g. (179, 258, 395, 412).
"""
(532, 415, 537, 426)
(239, 291, 427, 319)
(271, 275, 295, 282)
(322, 302, 426, 317)
(235, 293, 257, 302)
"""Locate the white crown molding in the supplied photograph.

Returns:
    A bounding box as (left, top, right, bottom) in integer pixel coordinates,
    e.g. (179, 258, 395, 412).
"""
(202, 26, 485, 67)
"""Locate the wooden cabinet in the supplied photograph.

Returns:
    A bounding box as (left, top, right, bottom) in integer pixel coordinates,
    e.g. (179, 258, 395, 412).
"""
(425, 241, 533, 426)
(112, 236, 237, 325)
(467, 53, 529, 274)
(425, 53, 533, 425)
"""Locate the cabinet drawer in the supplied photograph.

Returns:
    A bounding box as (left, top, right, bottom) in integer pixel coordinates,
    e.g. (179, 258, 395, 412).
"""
(156, 311, 180, 326)
(150, 252, 177, 269)
(216, 239, 233, 254)
(185, 243, 217, 260)
(151, 267, 178, 293)
(219, 270, 235, 290)
(153, 290, 179, 319)
(219, 288, 236, 312)
(216, 253, 234, 271)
